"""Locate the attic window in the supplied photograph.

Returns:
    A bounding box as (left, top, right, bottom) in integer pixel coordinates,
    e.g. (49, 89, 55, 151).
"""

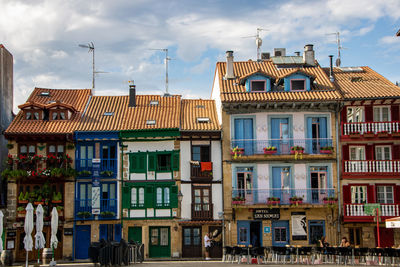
(291, 79, 306, 91)
(251, 81, 266, 92)
(351, 77, 363, 82)
(150, 100, 159, 106)
(104, 112, 114, 116)
(196, 105, 205, 109)
(47, 101, 56, 104)
(146, 120, 156, 125)
(197, 117, 210, 123)
(39, 92, 50, 96)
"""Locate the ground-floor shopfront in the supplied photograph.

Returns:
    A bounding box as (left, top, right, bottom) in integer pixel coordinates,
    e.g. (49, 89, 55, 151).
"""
(225, 206, 338, 247)
(74, 220, 121, 259)
(342, 223, 400, 248)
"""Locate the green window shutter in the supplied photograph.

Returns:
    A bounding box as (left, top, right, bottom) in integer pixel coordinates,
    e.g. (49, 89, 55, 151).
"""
(170, 185, 178, 208)
(137, 153, 147, 173)
(145, 186, 154, 208)
(129, 154, 137, 173)
(122, 186, 131, 209)
(172, 151, 180, 171)
(148, 153, 157, 171)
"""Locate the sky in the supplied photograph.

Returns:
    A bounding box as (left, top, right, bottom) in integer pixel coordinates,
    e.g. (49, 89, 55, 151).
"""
(1, 0, 400, 113)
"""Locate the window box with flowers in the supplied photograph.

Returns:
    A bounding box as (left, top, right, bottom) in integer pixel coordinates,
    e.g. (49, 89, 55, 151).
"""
(349, 131, 361, 138)
(363, 131, 375, 138)
(267, 197, 280, 205)
(263, 146, 277, 155)
(290, 146, 304, 154)
(6, 154, 13, 167)
(17, 206, 26, 217)
(392, 130, 400, 137)
(100, 211, 116, 218)
(320, 146, 334, 154)
(323, 196, 338, 205)
(18, 192, 29, 204)
(289, 196, 303, 206)
(231, 147, 244, 159)
(52, 192, 62, 203)
(77, 211, 91, 219)
(100, 170, 114, 177)
(232, 196, 245, 205)
(56, 206, 64, 216)
(377, 131, 389, 137)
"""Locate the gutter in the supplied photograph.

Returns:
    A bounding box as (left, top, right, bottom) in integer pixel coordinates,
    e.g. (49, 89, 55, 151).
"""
(336, 103, 342, 243)
(220, 138, 225, 249)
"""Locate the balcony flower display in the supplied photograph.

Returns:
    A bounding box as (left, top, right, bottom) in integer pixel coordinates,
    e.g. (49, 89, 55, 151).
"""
(100, 170, 114, 177)
(78, 170, 92, 177)
(231, 146, 244, 159)
(56, 206, 64, 215)
(77, 211, 91, 219)
(52, 192, 62, 203)
(289, 196, 303, 206)
(349, 131, 361, 138)
(393, 130, 400, 137)
(377, 130, 389, 137)
(18, 192, 29, 204)
(7, 154, 13, 166)
(267, 197, 280, 206)
(17, 206, 26, 216)
(320, 146, 334, 154)
(232, 196, 245, 204)
(100, 211, 116, 218)
(363, 131, 375, 138)
(323, 196, 338, 205)
(263, 146, 277, 155)
(290, 146, 304, 159)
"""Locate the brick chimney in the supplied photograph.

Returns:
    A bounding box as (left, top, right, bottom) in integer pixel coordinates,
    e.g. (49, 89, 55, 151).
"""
(303, 44, 315, 66)
(225, 51, 235, 79)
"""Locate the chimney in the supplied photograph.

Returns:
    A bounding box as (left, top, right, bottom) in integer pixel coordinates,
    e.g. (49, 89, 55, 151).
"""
(225, 51, 235, 79)
(129, 83, 136, 107)
(303, 44, 315, 66)
(294, 51, 300, 56)
(329, 55, 334, 82)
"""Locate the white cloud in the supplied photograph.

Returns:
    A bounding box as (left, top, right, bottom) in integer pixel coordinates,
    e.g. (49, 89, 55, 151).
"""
(380, 36, 399, 45)
(189, 58, 210, 74)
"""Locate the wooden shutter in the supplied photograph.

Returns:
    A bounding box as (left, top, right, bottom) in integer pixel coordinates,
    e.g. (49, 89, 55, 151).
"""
(395, 186, 400, 203)
(365, 106, 373, 122)
(148, 153, 157, 171)
(122, 186, 131, 209)
(114, 224, 122, 242)
(342, 185, 351, 203)
(340, 108, 347, 123)
(391, 105, 399, 121)
(342, 145, 349, 160)
(145, 186, 154, 208)
(366, 145, 374, 160)
(172, 151, 180, 171)
(393, 145, 400, 160)
(367, 185, 375, 203)
(129, 154, 137, 173)
(170, 185, 178, 208)
(137, 153, 147, 173)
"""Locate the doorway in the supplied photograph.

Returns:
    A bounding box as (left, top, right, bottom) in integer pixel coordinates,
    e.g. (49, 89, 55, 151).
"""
(250, 222, 262, 247)
(149, 226, 170, 258)
(310, 167, 327, 203)
(375, 227, 394, 248)
(182, 227, 202, 258)
(75, 225, 91, 259)
(209, 226, 223, 258)
(308, 220, 325, 245)
(128, 226, 142, 244)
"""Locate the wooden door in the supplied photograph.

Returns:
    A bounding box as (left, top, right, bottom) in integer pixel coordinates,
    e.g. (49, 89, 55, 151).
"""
(75, 225, 91, 259)
(128, 226, 142, 243)
(149, 227, 170, 258)
(209, 226, 222, 258)
(182, 227, 202, 258)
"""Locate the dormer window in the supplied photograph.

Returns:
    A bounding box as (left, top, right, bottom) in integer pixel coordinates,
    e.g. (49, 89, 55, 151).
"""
(290, 79, 306, 91)
(146, 120, 156, 125)
(251, 81, 266, 92)
(150, 100, 159, 106)
(51, 110, 66, 120)
(25, 111, 40, 120)
(197, 117, 210, 123)
(39, 92, 50, 97)
(196, 105, 205, 109)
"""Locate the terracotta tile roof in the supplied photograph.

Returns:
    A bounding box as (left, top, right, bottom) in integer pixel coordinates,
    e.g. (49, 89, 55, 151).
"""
(217, 61, 341, 102)
(5, 88, 91, 135)
(77, 95, 182, 131)
(180, 99, 221, 131)
(328, 67, 400, 100)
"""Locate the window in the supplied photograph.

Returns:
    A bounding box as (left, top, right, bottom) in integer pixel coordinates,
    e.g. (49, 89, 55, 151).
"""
(79, 145, 94, 169)
(51, 110, 67, 120)
(146, 120, 156, 125)
(351, 186, 367, 204)
(102, 144, 117, 171)
(160, 228, 169, 246)
(149, 100, 159, 106)
(25, 111, 40, 120)
(156, 187, 171, 207)
(274, 227, 287, 242)
(104, 112, 114, 116)
(239, 227, 248, 243)
(377, 186, 394, 204)
(131, 187, 145, 207)
(79, 183, 92, 208)
(19, 144, 36, 157)
(347, 107, 364, 123)
(48, 144, 65, 157)
(157, 154, 171, 172)
(375, 146, 391, 160)
(349, 227, 362, 246)
(290, 79, 305, 91)
(196, 117, 210, 123)
(151, 228, 158, 245)
(101, 183, 116, 211)
(250, 81, 266, 92)
(350, 146, 365, 160)
(373, 106, 390, 122)
(191, 145, 210, 162)
(237, 167, 253, 199)
(193, 187, 210, 212)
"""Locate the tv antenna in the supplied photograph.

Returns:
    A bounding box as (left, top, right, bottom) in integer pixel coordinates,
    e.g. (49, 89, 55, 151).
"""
(78, 42, 108, 93)
(242, 28, 268, 60)
(326, 32, 346, 67)
(149, 48, 171, 96)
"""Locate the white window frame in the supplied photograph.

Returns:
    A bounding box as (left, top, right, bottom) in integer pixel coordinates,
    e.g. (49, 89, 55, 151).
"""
(376, 185, 394, 204)
(347, 106, 365, 123)
(351, 185, 367, 204)
(349, 146, 366, 160)
(375, 146, 392, 160)
(373, 106, 391, 122)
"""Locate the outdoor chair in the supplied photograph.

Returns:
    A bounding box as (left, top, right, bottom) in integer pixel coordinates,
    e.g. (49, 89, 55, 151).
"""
(223, 246, 233, 262)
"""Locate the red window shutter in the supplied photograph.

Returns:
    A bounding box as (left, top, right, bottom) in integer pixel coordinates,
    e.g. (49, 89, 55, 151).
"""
(366, 145, 374, 160)
(395, 186, 400, 203)
(393, 145, 400, 160)
(343, 185, 351, 203)
(392, 105, 399, 121)
(367, 185, 375, 203)
(341, 108, 347, 123)
(365, 106, 373, 122)
(342, 145, 349, 160)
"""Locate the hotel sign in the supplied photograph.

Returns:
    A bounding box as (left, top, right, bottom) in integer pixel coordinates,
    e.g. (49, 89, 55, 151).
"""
(253, 208, 280, 220)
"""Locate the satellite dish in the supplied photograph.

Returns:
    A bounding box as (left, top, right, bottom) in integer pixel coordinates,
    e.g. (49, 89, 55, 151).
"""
(335, 58, 341, 67)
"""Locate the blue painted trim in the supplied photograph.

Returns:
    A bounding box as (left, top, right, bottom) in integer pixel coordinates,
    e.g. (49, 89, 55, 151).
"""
(74, 131, 119, 141)
(306, 163, 333, 189)
(244, 74, 272, 92)
(304, 114, 332, 139)
(308, 220, 325, 245)
(283, 73, 312, 92)
(268, 164, 294, 189)
(267, 115, 293, 139)
(230, 115, 257, 141)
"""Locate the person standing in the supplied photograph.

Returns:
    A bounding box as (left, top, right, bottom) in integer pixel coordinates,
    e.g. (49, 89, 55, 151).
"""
(204, 232, 212, 260)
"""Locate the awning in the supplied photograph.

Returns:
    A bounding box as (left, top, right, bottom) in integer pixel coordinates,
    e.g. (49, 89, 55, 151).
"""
(385, 217, 400, 228)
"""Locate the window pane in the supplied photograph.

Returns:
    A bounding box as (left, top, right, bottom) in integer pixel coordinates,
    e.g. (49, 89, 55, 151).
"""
(57, 145, 64, 153)
(26, 112, 31, 120)
(59, 112, 65, 120)
(131, 188, 137, 205)
(80, 146, 86, 167)
(20, 145, 27, 154)
(184, 229, 191, 245)
(151, 229, 158, 245)
(192, 146, 201, 161)
(80, 184, 86, 200)
(110, 146, 116, 159)
(88, 184, 92, 200)
(34, 112, 39, 120)
(102, 146, 109, 159)
(160, 228, 168, 246)
(373, 107, 380, 122)
(139, 188, 144, 205)
(157, 188, 162, 204)
(251, 81, 265, 91)
(29, 145, 35, 153)
(382, 107, 389, 121)
(109, 184, 116, 199)
(49, 145, 56, 153)
(239, 228, 247, 242)
(52, 112, 58, 120)
(88, 146, 93, 167)
(291, 80, 305, 90)
(164, 188, 170, 205)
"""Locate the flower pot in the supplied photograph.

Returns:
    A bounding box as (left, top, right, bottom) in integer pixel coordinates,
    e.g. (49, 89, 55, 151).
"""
(349, 133, 360, 138)
(232, 200, 245, 205)
(267, 200, 280, 205)
(392, 132, 400, 137)
(378, 133, 389, 138)
(363, 133, 375, 138)
(18, 200, 28, 204)
(34, 201, 44, 205)
(323, 200, 338, 205)
(264, 150, 277, 155)
(52, 200, 62, 204)
(290, 150, 304, 155)
(290, 200, 303, 205)
(320, 150, 333, 154)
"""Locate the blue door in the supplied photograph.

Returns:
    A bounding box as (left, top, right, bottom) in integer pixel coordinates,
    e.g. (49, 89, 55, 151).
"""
(271, 118, 290, 154)
(272, 221, 290, 246)
(234, 118, 253, 155)
(237, 221, 250, 246)
(306, 117, 327, 154)
(75, 225, 91, 259)
(272, 167, 291, 203)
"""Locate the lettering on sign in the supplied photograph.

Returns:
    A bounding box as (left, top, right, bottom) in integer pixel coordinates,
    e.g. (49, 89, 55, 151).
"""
(253, 208, 280, 220)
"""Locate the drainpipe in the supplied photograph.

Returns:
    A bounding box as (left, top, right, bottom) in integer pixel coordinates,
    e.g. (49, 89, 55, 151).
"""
(220, 139, 225, 248)
(120, 138, 124, 238)
(336, 104, 341, 243)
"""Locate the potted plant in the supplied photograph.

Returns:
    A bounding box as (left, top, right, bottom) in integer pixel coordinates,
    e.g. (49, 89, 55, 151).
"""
(6, 143, 14, 150)
(6, 154, 13, 166)
(51, 168, 63, 178)
(231, 146, 244, 159)
(18, 192, 28, 204)
(56, 206, 64, 215)
(363, 131, 375, 138)
(77, 211, 91, 219)
(232, 196, 245, 204)
(323, 196, 338, 205)
(290, 146, 304, 154)
(289, 196, 303, 206)
(100, 170, 114, 177)
(349, 131, 361, 138)
(17, 206, 26, 216)
(34, 195, 45, 205)
(392, 130, 400, 137)
(100, 211, 115, 218)
(377, 130, 389, 137)
(267, 197, 280, 205)
(52, 192, 62, 203)
(66, 143, 75, 150)
(320, 146, 334, 154)
(78, 170, 92, 177)
(263, 146, 277, 155)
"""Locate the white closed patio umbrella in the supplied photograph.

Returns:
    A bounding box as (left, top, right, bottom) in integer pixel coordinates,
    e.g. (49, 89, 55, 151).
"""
(0, 210, 4, 253)
(35, 204, 45, 264)
(24, 203, 34, 267)
(50, 207, 58, 264)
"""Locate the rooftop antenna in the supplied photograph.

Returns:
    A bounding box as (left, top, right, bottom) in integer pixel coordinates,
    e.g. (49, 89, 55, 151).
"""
(326, 32, 346, 67)
(242, 28, 268, 60)
(149, 48, 171, 96)
(78, 42, 108, 93)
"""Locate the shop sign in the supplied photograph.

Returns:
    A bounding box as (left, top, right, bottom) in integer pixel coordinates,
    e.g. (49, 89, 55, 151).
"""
(291, 212, 307, 240)
(263, 226, 271, 234)
(253, 208, 280, 220)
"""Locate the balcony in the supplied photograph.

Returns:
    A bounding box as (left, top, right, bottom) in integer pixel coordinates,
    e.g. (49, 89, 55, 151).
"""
(343, 203, 400, 222)
(75, 198, 117, 220)
(230, 138, 333, 157)
(342, 121, 400, 136)
(343, 160, 400, 176)
(191, 203, 213, 220)
(190, 162, 213, 181)
(231, 188, 335, 206)
(76, 158, 117, 178)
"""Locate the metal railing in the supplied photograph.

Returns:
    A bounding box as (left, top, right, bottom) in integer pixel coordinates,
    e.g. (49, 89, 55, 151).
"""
(190, 162, 213, 179)
(75, 198, 117, 218)
(76, 158, 117, 176)
(342, 121, 400, 135)
(231, 138, 333, 156)
(343, 160, 400, 174)
(344, 203, 400, 217)
(231, 188, 335, 205)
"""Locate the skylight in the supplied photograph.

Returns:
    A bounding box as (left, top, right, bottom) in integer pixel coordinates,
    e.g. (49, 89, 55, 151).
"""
(150, 100, 159, 106)
(146, 120, 156, 125)
(340, 67, 363, 73)
(39, 92, 50, 96)
(197, 117, 210, 123)
(196, 105, 205, 109)
(104, 112, 114, 116)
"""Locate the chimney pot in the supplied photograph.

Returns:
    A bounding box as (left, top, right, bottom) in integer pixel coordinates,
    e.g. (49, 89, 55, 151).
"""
(303, 44, 315, 66)
(225, 50, 235, 79)
(294, 51, 300, 56)
(129, 84, 136, 107)
(329, 55, 334, 82)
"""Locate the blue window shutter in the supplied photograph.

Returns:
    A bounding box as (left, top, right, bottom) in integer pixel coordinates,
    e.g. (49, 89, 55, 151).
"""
(237, 221, 251, 246)
(272, 167, 282, 199)
(306, 117, 313, 153)
(319, 117, 328, 148)
(99, 224, 107, 241)
(114, 224, 122, 242)
(306, 78, 311, 91)
(284, 78, 290, 91)
(234, 119, 244, 140)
